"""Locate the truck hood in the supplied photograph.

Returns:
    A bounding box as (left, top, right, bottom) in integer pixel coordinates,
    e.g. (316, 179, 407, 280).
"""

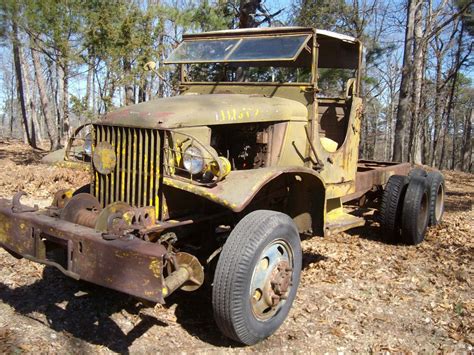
(102, 93, 307, 129)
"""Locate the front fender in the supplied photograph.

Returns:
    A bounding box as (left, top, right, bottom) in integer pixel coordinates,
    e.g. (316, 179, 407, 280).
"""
(163, 167, 326, 213)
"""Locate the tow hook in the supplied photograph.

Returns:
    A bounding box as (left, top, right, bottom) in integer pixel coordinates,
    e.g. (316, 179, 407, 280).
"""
(11, 191, 38, 213)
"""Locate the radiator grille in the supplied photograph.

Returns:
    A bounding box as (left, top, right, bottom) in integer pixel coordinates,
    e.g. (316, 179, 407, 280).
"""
(92, 124, 161, 216)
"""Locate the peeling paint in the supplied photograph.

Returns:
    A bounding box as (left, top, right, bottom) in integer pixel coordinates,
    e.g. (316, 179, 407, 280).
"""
(149, 259, 162, 279)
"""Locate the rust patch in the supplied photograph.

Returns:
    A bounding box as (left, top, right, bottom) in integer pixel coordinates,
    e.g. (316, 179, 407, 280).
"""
(0, 198, 168, 303)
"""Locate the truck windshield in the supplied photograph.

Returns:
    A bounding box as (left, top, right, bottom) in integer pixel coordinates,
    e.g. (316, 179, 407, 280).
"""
(165, 35, 311, 64)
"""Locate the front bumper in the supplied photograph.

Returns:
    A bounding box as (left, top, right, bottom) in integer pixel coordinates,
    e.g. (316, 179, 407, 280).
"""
(0, 198, 167, 303)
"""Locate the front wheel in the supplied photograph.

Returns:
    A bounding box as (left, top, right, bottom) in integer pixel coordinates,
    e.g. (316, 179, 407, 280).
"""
(212, 210, 302, 345)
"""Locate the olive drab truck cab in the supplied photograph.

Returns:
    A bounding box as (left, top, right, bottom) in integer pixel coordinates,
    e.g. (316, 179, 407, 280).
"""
(0, 27, 445, 345)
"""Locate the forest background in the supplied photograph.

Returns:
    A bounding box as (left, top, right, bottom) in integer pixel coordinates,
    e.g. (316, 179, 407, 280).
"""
(0, 0, 472, 171)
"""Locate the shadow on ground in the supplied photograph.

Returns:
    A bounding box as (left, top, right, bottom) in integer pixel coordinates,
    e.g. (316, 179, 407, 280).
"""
(444, 191, 473, 213)
(0, 267, 166, 353)
(0, 142, 47, 165)
(0, 248, 328, 352)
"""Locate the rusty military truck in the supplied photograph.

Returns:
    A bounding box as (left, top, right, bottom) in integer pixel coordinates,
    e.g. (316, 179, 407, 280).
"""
(0, 27, 445, 345)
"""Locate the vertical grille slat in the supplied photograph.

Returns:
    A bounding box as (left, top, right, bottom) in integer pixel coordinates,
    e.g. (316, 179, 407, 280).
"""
(115, 127, 121, 201)
(131, 129, 138, 207)
(103, 126, 109, 206)
(137, 129, 143, 207)
(120, 127, 126, 201)
(149, 129, 155, 207)
(144, 130, 149, 207)
(110, 126, 115, 206)
(103, 126, 108, 206)
(94, 126, 100, 198)
(154, 130, 160, 218)
(92, 124, 160, 216)
(126, 128, 132, 204)
(100, 126, 106, 206)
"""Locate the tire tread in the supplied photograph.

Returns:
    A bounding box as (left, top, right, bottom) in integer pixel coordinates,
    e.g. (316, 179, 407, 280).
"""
(212, 210, 301, 344)
(401, 176, 429, 245)
(426, 171, 445, 226)
(379, 175, 409, 242)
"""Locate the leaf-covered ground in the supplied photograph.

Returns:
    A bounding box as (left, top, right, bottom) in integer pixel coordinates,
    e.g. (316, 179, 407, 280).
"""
(0, 140, 472, 353)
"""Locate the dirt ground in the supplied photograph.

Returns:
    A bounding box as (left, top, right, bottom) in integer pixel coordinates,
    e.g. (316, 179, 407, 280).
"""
(0, 140, 472, 353)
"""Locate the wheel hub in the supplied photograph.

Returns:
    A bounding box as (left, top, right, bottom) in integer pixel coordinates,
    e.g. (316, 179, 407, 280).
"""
(250, 240, 293, 320)
(265, 260, 292, 307)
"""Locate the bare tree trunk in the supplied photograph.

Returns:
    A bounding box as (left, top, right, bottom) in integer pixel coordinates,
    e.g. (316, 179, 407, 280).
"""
(393, 0, 418, 162)
(440, 22, 464, 170)
(420, 0, 433, 165)
(45, 59, 60, 132)
(10, 61, 15, 136)
(408, 1, 424, 164)
(419, 59, 430, 165)
(12, 20, 36, 148)
(124, 59, 135, 106)
(86, 74, 92, 111)
(386, 97, 395, 160)
(55, 60, 64, 137)
(62, 61, 70, 138)
(92, 59, 97, 115)
(422, 102, 430, 164)
(431, 42, 444, 166)
(138, 75, 147, 103)
(86, 56, 93, 112)
(31, 42, 60, 150)
(373, 110, 379, 160)
(98, 66, 112, 113)
(239, 0, 260, 28)
(451, 110, 458, 170)
(0, 113, 4, 135)
(20, 113, 28, 143)
(461, 108, 473, 171)
(108, 80, 116, 111)
(96, 68, 106, 113)
(20, 46, 42, 144)
(361, 115, 369, 159)
(156, 29, 165, 98)
(419, 35, 430, 165)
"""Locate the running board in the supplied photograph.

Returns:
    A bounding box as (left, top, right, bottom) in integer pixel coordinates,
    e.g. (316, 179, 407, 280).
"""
(324, 197, 366, 237)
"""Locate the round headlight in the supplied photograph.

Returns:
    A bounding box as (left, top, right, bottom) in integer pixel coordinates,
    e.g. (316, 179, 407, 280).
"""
(84, 133, 92, 156)
(183, 146, 205, 175)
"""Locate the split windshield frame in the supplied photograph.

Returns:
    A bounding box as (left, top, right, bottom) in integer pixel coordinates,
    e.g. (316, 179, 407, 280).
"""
(164, 34, 313, 64)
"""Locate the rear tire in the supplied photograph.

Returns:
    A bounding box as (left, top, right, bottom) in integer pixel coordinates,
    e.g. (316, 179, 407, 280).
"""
(401, 177, 429, 245)
(379, 175, 409, 243)
(409, 167, 427, 178)
(212, 210, 302, 345)
(426, 171, 445, 226)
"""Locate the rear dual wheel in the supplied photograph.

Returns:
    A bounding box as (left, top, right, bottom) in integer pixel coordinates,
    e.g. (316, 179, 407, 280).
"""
(379, 175, 409, 243)
(401, 176, 429, 245)
(379, 170, 445, 245)
(212, 210, 302, 345)
(426, 171, 445, 226)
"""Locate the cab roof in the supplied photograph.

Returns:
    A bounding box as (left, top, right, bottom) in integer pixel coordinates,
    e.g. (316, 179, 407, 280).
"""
(167, 27, 361, 69)
(182, 26, 358, 44)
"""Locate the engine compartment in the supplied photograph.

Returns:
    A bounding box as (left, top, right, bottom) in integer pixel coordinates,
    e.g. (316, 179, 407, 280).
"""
(210, 123, 272, 170)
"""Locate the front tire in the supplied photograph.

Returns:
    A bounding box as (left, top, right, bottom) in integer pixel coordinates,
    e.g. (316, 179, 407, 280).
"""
(212, 210, 302, 345)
